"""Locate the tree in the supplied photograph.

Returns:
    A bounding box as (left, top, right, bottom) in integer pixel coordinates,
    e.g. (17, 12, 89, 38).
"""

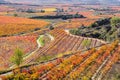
(41, 10, 45, 13)
(26, 9, 35, 13)
(11, 48, 24, 67)
(82, 39, 91, 50)
(69, 29, 78, 35)
(49, 25, 54, 30)
(111, 17, 120, 27)
(90, 22, 98, 28)
(75, 12, 79, 16)
(13, 13, 18, 17)
(61, 8, 64, 12)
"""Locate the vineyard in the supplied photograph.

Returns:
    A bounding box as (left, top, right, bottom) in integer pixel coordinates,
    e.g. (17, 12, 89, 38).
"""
(23, 29, 106, 64)
(0, 40, 119, 80)
(55, 10, 113, 29)
(0, 2, 120, 80)
(0, 16, 49, 36)
(55, 19, 97, 28)
(0, 29, 105, 71)
(0, 35, 38, 70)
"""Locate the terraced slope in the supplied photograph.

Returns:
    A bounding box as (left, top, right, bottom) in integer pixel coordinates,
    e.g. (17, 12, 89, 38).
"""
(1, 40, 119, 80)
(0, 35, 38, 70)
(23, 29, 106, 64)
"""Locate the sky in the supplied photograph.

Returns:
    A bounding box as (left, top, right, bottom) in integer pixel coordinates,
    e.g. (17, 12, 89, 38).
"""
(4, 0, 120, 4)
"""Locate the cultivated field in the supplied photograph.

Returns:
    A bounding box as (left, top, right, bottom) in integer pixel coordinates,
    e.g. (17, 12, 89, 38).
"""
(0, 35, 38, 70)
(56, 18, 97, 28)
(0, 3, 120, 80)
(23, 29, 106, 64)
(0, 16, 49, 36)
(0, 40, 119, 80)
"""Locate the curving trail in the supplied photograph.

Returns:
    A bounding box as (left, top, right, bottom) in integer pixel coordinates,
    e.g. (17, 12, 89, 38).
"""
(24, 34, 54, 61)
(23, 29, 106, 64)
(0, 29, 107, 77)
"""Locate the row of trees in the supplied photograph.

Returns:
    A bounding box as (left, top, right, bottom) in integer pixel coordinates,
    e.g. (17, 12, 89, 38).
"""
(111, 17, 120, 27)
(30, 13, 85, 20)
(70, 17, 120, 42)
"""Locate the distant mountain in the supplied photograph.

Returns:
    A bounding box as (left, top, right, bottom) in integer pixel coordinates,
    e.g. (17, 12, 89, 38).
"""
(4, 0, 120, 5)
(80, 0, 100, 4)
(79, 0, 120, 5)
(0, 0, 7, 3)
(99, 0, 120, 5)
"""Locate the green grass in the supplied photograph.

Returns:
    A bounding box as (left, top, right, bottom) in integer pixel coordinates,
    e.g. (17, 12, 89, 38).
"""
(36, 55, 54, 62)
(38, 35, 45, 46)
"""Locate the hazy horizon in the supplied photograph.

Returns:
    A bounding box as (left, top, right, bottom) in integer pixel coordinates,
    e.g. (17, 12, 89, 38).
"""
(3, 0, 120, 5)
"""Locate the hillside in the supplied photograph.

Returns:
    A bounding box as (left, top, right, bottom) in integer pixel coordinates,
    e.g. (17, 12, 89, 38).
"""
(69, 18, 120, 42)
(0, 16, 49, 36)
(0, 40, 119, 80)
(0, 29, 105, 70)
(22, 29, 105, 64)
(0, 35, 38, 70)
(0, 1, 119, 80)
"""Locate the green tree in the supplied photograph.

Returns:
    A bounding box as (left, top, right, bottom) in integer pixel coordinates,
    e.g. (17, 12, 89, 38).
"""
(82, 39, 91, 49)
(69, 29, 78, 35)
(41, 10, 45, 13)
(13, 13, 18, 17)
(90, 22, 98, 27)
(111, 17, 120, 27)
(49, 25, 54, 30)
(11, 48, 24, 67)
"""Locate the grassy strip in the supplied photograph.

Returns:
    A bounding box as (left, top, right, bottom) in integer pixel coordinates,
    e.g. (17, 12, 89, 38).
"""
(38, 35, 45, 46)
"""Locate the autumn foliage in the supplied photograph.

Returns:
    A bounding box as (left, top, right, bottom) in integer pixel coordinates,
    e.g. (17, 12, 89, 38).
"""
(0, 40, 119, 80)
(0, 35, 38, 70)
(0, 16, 49, 36)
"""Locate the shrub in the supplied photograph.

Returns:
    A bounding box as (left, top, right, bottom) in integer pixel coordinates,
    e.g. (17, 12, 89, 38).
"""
(49, 26, 54, 30)
(111, 17, 120, 27)
(10, 48, 24, 67)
